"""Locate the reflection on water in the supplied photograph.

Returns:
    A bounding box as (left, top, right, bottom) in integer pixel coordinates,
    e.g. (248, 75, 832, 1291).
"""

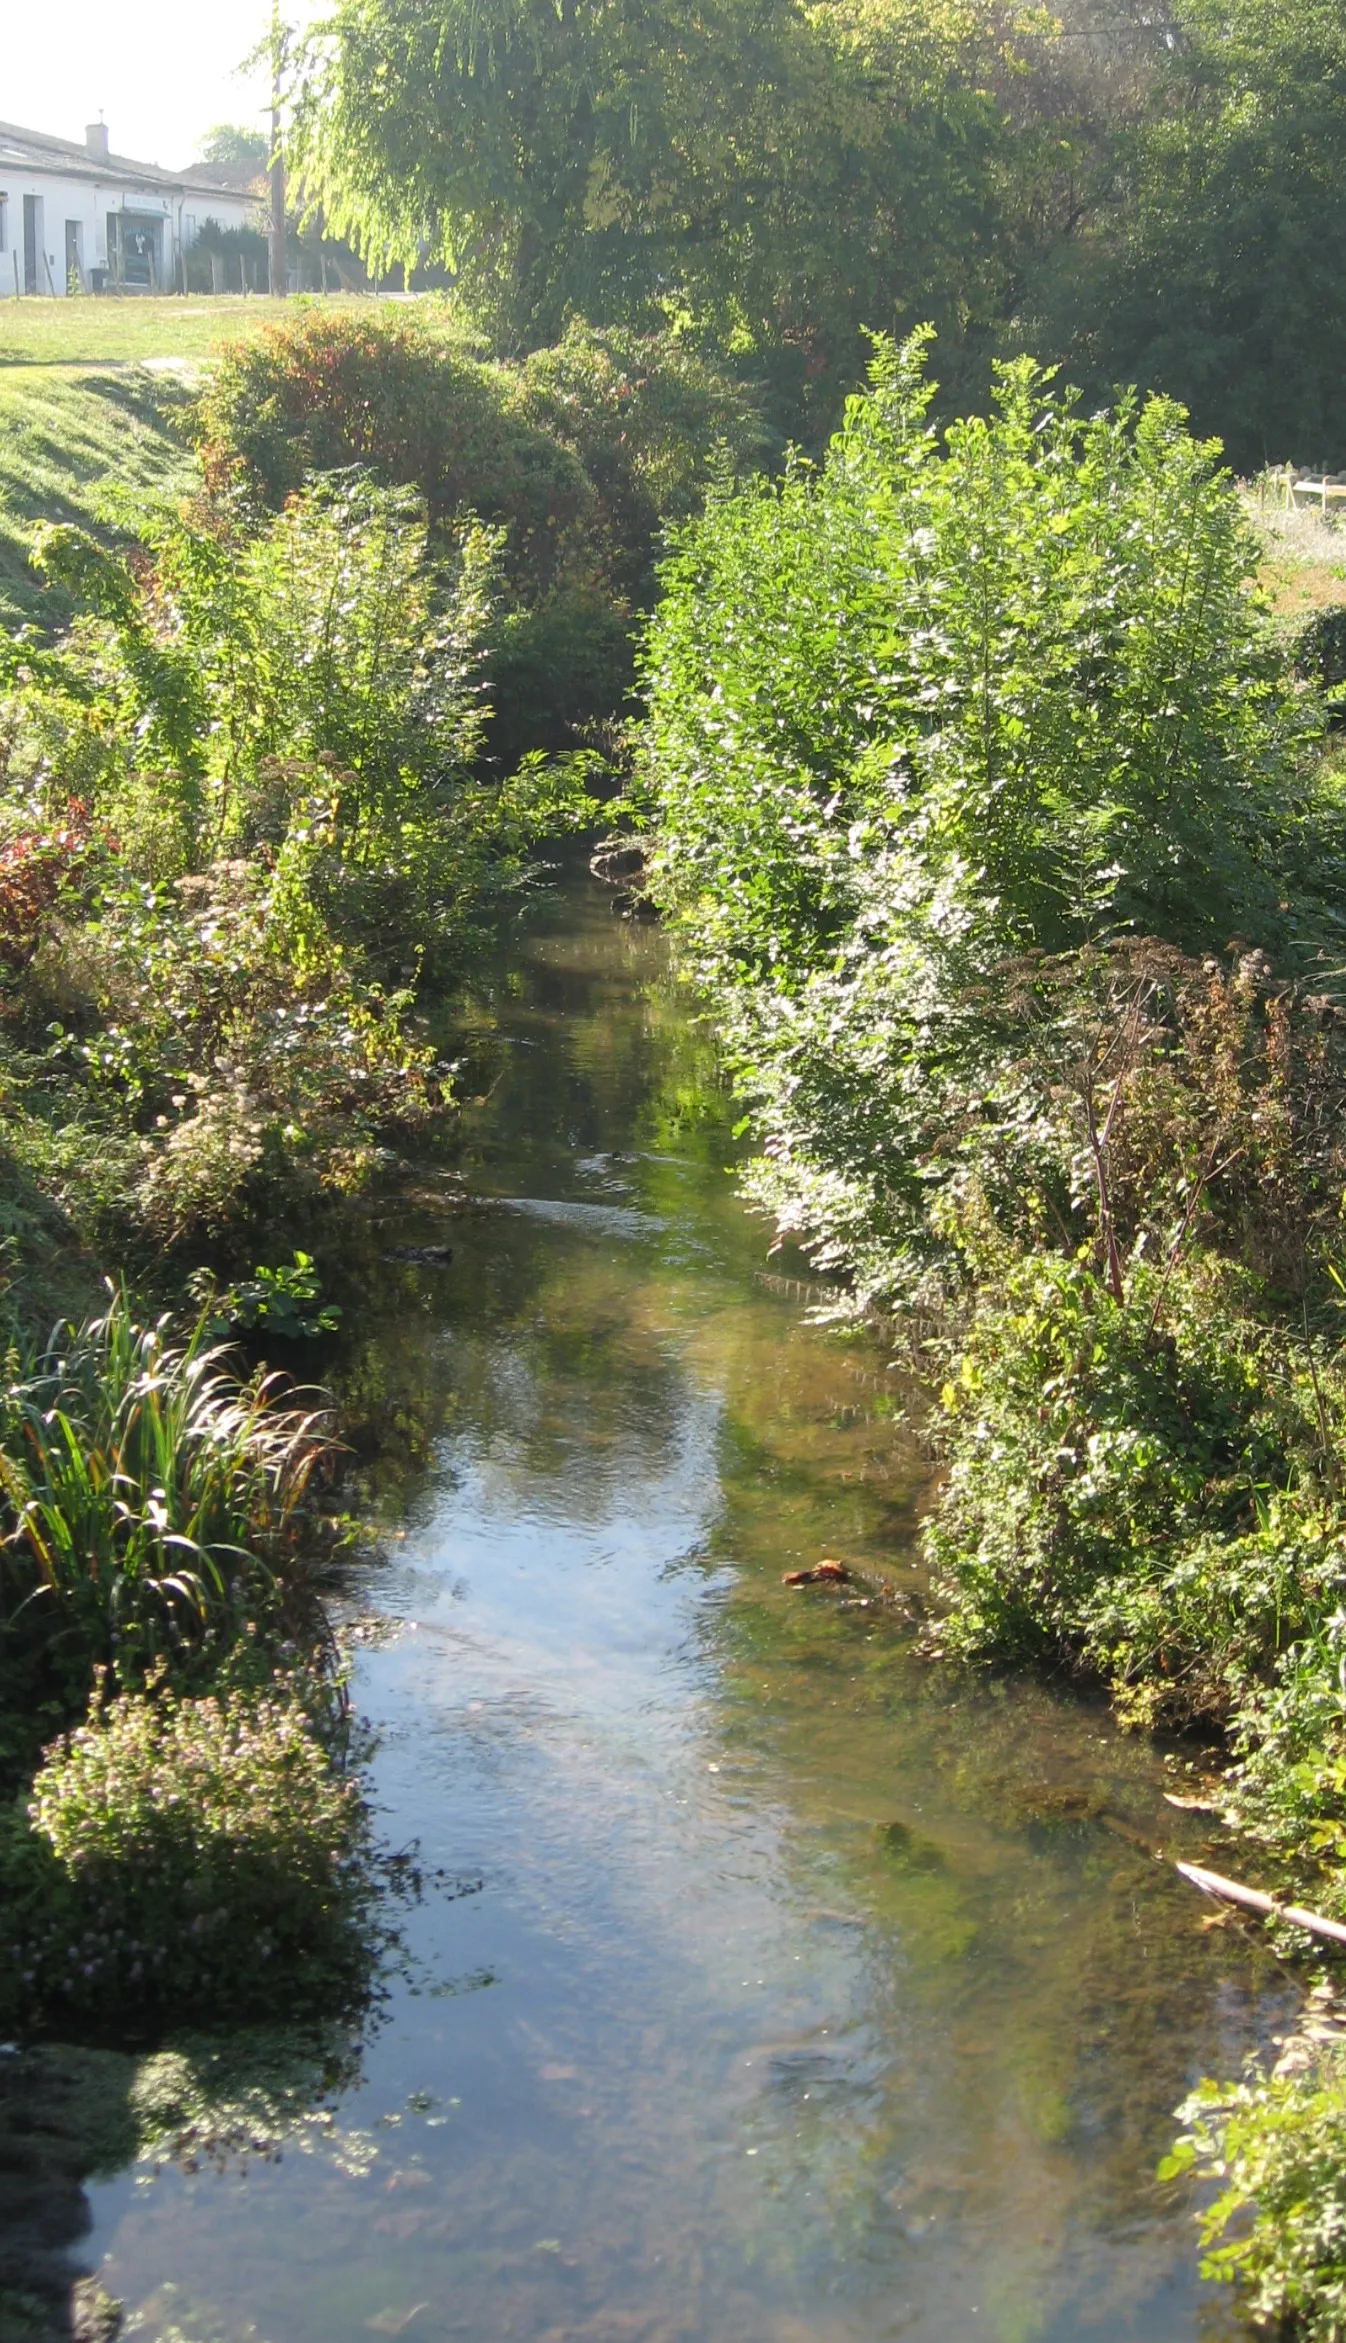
(85, 878, 1282, 2343)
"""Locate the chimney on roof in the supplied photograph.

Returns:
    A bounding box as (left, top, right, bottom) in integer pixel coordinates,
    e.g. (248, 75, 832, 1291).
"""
(86, 121, 109, 160)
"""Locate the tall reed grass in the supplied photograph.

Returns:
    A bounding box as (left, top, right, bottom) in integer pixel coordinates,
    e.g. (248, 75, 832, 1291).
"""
(0, 1290, 338, 1730)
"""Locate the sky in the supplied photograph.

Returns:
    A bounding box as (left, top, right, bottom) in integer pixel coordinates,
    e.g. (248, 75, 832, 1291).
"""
(3, 2, 304, 169)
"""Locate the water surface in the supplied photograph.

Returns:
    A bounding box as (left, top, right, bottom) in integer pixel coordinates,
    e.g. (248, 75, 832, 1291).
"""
(87, 878, 1283, 2343)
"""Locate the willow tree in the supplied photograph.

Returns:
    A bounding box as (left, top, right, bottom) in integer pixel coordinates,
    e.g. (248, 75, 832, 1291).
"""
(289, 0, 1023, 385)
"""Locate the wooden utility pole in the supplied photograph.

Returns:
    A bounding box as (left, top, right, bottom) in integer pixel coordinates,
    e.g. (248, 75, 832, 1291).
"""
(269, 2, 288, 297)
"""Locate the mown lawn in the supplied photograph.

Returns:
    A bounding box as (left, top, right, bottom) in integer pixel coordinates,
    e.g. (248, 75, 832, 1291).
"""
(0, 292, 375, 369)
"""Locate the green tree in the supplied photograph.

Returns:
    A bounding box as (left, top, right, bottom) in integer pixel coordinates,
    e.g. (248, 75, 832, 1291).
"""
(1019, 0, 1346, 469)
(639, 333, 1333, 1303)
(289, 0, 1021, 404)
(197, 123, 270, 168)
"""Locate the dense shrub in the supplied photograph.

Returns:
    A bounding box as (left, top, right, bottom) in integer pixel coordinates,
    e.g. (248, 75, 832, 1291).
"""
(0, 1677, 374, 2034)
(26, 471, 500, 899)
(1211, 1617, 1346, 1921)
(195, 312, 601, 602)
(742, 935, 1346, 1313)
(645, 331, 1321, 984)
(641, 333, 1338, 1309)
(195, 310, 769, 759)
(925, 1252, 1346, 1727)
(511, 323, 774, 606)
(0, 474, 590, 1240)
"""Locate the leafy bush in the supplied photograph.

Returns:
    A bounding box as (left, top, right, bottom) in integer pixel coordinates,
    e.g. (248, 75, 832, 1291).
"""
(192, 1251, 340, 1342)
(644, 330, 1321, 987)
(194, 311, 599, 597)
(511, 322, 774, 606)
(0, 1676, 374, 2033)
(1163, 2054, 1346, 2341)
(641, 333, 1340, 1309)
(0, 1292, 337, 1755)
(26, 470, 500, 911)
(0, 805, 92, 969)
(194, 310, 769, 758)
(193, 311, 631, 761)
(1214, 1619, 1346, 1919)
(0, 473, 590, 1242)
(18, 857, 446, 1239)
(925, 1251, 1346, 1727)
(746, 933, 1346, 1313)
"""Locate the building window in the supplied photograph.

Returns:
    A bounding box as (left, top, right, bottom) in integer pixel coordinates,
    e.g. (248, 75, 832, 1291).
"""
(0, 195, 7, 254)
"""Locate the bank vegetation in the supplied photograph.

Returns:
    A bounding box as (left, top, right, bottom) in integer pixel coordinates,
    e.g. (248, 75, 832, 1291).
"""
(637, 331, 1346, 2335)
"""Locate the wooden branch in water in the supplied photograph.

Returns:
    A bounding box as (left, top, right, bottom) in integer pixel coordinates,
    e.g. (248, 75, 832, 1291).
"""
(1176, 1861, 1346, 1948)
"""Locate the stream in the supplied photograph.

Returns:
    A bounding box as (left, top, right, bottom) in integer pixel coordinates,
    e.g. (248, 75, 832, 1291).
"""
(73, 874, 1288, 2343)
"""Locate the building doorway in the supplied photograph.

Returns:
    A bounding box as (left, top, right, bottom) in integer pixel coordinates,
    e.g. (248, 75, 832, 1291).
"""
(64, 219, 85, 292)
(22, 193, 42, 294)
(107, 212, 162, 289)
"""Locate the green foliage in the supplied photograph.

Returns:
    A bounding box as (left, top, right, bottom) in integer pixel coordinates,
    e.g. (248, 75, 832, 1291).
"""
(288, 0, 1016, 390)
(642, 336, 1346, 1997)
(0, 1676, 375, 2033)
(197, 124, 270, 168)
(510, 322, 776, 603)
(642, 336, 1333, 1306)
(192, 1252, 341, 1342)
(193, 309, 769, 759)
(1163, 2055, 1346, 2340)
(925, 1251, 1346, 1729)
(0, 1292, 337, 1755)
(0, 469, 591, 1241)
(29, 468, 497, 835)
(194, 313, 596, 594)
(284, 0, 1346, 467)
(646, 333, 1314, 984)
(1019, 0, 1346, 473)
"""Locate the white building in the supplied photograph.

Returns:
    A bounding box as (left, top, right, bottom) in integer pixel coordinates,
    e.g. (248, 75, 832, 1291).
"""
(0, 120, 263, 295)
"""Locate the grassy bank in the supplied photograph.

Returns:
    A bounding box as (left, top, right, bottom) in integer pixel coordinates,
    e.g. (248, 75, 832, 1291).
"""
(0, 369, 194, 632)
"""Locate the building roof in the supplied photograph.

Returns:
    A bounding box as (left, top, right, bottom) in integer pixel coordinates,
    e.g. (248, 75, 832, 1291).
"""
(0, 120, 256, 200)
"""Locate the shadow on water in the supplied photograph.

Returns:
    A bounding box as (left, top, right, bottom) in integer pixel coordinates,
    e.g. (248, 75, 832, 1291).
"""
(9, 874, 1289, 2343)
